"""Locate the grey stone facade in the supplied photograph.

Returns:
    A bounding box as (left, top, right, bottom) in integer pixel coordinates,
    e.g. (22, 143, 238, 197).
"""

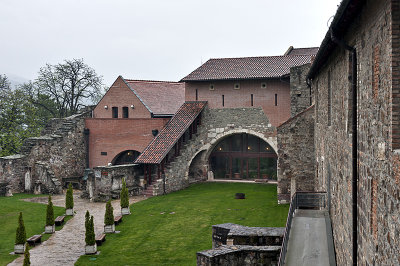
(277, 106, 315, 203)
(152, 106, 277, 196)
(311, 0, 400, 264)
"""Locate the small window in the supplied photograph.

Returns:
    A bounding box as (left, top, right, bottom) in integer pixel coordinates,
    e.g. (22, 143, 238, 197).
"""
(209, 84, 215, 90)
(275, 94, 278, 106)
(261, 82, 267, 88)
(234, 83, 240, 90)
(222, 95, 225, 107)
(122, 107, 129, 118)
(195, 89, 198, 101)
(101, 152, 107, 156)
(251, 94, 254, 106)
(112, 107, 118, 118)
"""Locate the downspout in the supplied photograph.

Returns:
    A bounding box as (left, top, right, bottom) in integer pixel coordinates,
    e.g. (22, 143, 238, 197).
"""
(330, 28, 358, 266)
(306, 78, 312, 106)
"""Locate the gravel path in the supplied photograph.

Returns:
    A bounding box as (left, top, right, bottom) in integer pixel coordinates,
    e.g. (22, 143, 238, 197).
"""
(8, 192, 146, 266)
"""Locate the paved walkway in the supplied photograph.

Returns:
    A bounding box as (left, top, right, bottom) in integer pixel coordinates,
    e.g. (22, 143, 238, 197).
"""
(8, 192, 146, 266)
(285, 209, 336, 266)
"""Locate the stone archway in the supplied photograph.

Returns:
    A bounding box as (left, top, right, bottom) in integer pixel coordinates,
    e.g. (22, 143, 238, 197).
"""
(111, 150, 141, 165)
(185, 129, 277, 181)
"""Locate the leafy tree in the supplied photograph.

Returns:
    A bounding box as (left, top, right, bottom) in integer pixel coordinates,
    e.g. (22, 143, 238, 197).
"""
(23, 245, 30, 265)
(35, 58, 104, 118)
(15, 212, 26, 245)
(46, 195, 55, 226)
(65, 183, 74, 209)
(120, 179, 129, 209)
(85, 214, 95, 246)
(104, 201, 114, 226)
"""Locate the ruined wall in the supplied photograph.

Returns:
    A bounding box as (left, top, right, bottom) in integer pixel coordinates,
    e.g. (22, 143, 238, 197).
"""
(313, 0, 400, 264)
(290, 64, 312, 117)
(0, 111, 90, 194)
(152, 106, 277, 195)
(277, 106, 315, 204)
(87, 164, 142, 202)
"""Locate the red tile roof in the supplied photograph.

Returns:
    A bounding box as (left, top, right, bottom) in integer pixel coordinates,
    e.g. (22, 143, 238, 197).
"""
(284, 47, 319, 56)
(181, 55, 315, 81)
(124, 79, 185, 116)
(135, 101, 207, 164)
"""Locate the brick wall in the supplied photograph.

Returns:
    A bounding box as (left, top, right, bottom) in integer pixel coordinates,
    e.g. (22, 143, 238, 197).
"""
(85, 118, 169, 168)
(185, 79, 290, 127)
(313, 0, 400, 264)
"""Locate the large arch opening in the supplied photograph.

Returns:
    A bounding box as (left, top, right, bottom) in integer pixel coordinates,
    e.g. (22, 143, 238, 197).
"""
(209, 133, 277, 180)
(112, 150, 141, 165)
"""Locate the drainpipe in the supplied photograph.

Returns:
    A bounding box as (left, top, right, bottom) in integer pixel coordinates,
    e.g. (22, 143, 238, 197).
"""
(306, 78, 312, 106)
(330, 28, 358, 266)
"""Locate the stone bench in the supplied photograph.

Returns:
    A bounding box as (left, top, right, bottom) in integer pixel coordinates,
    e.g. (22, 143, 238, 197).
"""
(95, 233, 106, 246)
(55, 215, 65, 226)
(114, 215, 122, 225)
(27, 234, 42, 246)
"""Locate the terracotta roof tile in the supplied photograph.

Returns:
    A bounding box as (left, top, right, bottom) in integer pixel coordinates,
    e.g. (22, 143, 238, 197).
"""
(181, 55, 315, 82)
(285, 47, 319, 56)
(135, 101, 207, 164)
(125, 80, 185, 116)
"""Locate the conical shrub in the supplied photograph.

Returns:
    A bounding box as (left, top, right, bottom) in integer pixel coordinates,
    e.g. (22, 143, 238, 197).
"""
(46, 195, 54, 226)
(85, 214, 95, 246)
(15, 212, 26, 245)
(65, 183, 74, 209)
(104, 200, 114, 226)
(23, 245, 30, 265)
(120, 179, 129, 208)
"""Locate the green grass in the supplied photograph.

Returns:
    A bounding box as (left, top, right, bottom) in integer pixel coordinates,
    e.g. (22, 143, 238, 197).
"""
(76, 182, 289, 266)
(0, 194, 68, 265)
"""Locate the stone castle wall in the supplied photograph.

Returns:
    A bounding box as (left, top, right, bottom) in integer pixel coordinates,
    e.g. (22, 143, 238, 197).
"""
(277, 105, 315, 203)
(290, 63, 312, 117)
(313, 0, 400, 264)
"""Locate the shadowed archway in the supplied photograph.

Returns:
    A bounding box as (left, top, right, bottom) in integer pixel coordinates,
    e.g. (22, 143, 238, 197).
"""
(111, 150, 141, 165)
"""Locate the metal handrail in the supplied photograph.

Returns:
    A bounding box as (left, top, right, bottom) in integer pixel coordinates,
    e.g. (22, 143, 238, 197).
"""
(278, 191, 327, 266)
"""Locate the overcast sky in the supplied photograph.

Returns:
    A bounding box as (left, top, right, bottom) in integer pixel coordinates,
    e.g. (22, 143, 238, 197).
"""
(0, 0, 341, 86)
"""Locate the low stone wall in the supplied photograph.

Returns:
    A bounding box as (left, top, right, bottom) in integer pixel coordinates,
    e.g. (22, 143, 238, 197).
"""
(277, 105, 315, 204)
(87, 164, 142, 202)
(0, 154, 27, 193)
(197, 245, 281, 266)
(212, 223, 284, 248)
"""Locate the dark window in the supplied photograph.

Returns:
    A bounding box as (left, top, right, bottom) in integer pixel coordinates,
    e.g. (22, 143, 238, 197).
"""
(122, 107, 129, 118)
(222, 95, 225, 107)
(274, 94, 278, 106)
(101, 152, 107, 156)
(112, 107, 118, 118)
(196, 89, 198, 101)
(251, 94, 253, 106)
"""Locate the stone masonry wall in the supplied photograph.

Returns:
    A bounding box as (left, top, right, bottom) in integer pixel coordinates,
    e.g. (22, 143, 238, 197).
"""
(290, 63, 312, 117)
(153, 106, 277, 195)
(0, 111, 90, 194)
(313, 0, 400, 264)
(277, 106, 315, 204)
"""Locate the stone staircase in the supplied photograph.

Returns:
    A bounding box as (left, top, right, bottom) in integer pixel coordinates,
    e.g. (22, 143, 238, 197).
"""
(143, 185, 154, 197)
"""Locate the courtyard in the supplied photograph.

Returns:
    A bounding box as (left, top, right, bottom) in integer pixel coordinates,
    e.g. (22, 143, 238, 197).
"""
(2, 182, 288, 265)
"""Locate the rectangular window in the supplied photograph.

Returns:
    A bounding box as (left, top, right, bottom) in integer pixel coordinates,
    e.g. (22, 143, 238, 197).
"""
(112, 107, 118, 118)
(274, 94, 278, 106)
(122, 107, 129, 118)
(195, 89, 198, 101)
(328, 71, 332, 126)
(222, 95, 225, 107)
(251, 94, 253, 106)
(101, 152, 107, 156)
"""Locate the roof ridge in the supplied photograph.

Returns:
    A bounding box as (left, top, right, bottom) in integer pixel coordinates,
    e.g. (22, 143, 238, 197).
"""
(125, 79, 182, 84)
(208, 54, 314, 61)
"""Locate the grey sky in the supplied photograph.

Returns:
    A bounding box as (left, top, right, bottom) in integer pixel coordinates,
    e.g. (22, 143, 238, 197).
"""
(0, 0, 341, 86)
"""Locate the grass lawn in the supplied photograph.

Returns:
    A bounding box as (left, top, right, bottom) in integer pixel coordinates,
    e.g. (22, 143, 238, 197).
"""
(76, 182, 289, 265)
(0, 194, 69, 265)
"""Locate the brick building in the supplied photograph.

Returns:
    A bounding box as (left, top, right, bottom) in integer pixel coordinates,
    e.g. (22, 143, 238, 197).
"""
(305, 0, 400, 264)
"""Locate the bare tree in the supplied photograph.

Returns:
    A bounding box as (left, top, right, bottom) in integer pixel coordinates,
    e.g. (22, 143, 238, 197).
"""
(35, 59, 104, 117)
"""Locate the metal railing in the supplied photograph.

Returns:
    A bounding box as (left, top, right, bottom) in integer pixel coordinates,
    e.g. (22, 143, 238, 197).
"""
(278, 191, 327, 266)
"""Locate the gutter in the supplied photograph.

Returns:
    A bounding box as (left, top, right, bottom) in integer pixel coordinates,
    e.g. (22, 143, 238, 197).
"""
(330, 28, 358, 266)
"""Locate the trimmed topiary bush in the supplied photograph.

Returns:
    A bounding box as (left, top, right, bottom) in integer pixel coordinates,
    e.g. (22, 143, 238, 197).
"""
(104, 201, 114, 226)
(65, 183, 74, 210)
(85, 210, 90, 229)
(15, 212, 26, 245)
(120, 179, 129, 209)
(46, 195, 54, 226)
(85, 214, 95, 246)
(23, 245, 30, 266)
